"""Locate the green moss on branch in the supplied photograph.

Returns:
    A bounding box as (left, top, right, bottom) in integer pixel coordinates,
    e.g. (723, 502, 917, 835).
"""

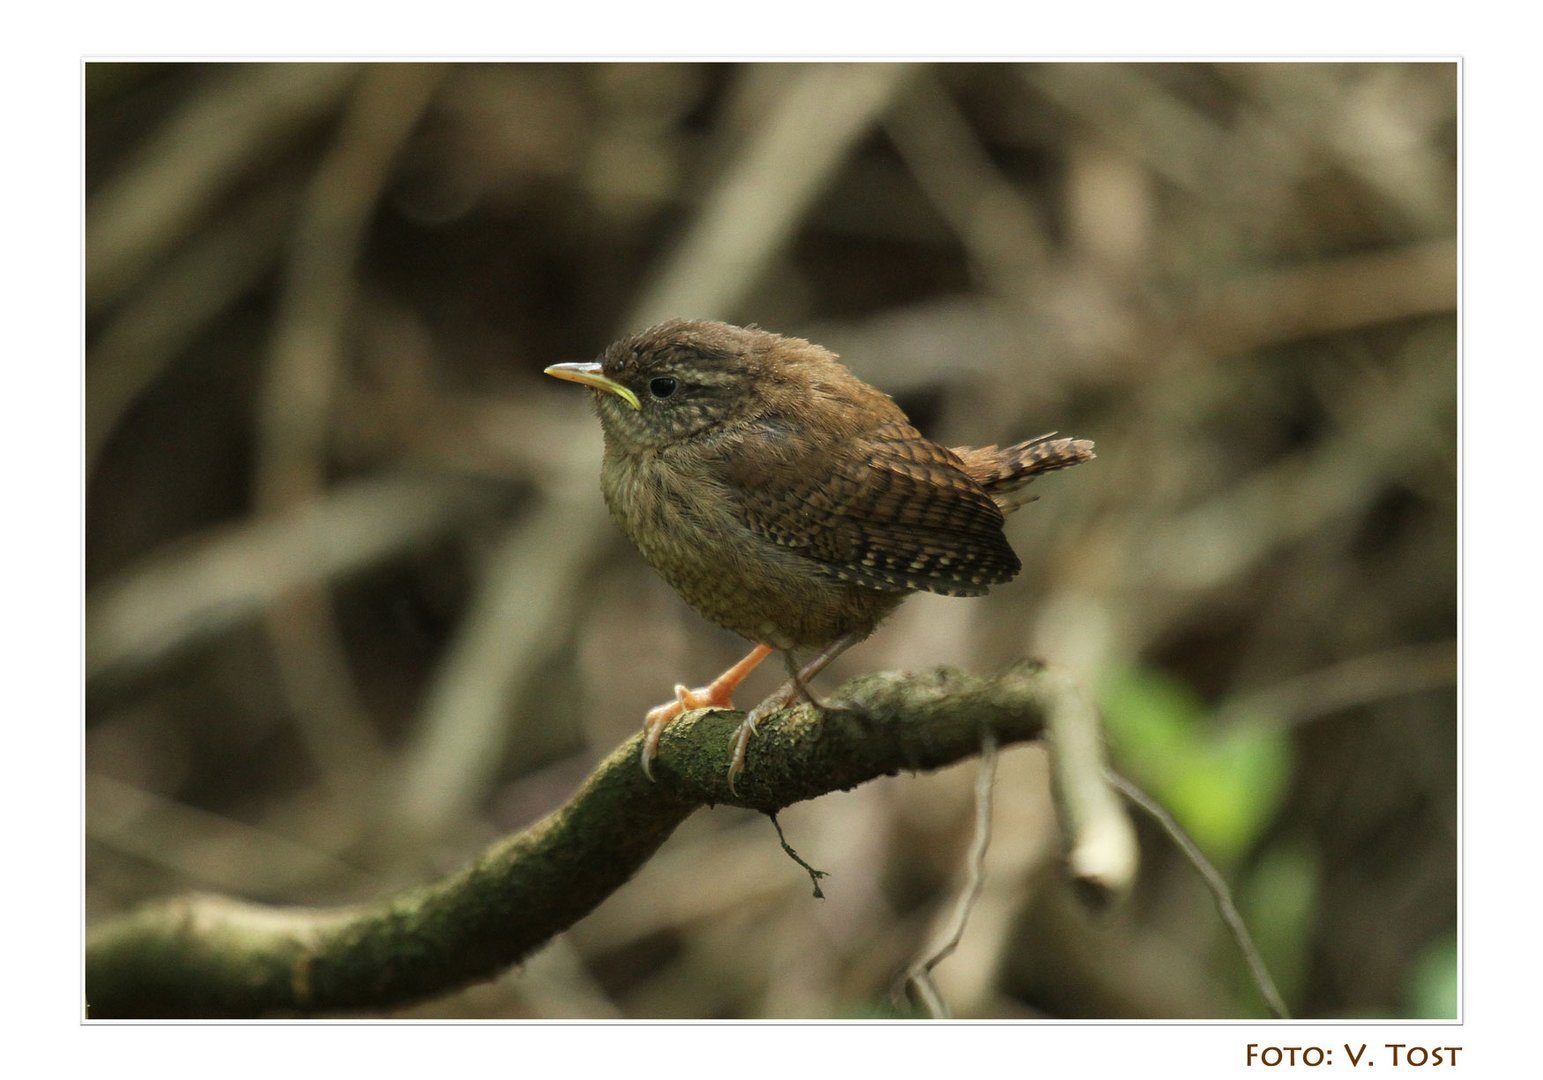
(87, 662, 1112, 1018)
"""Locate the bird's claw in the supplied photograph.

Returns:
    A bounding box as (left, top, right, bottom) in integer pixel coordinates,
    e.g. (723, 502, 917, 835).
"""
(725, 711, 763, 794)
(641, 684, 725, 780)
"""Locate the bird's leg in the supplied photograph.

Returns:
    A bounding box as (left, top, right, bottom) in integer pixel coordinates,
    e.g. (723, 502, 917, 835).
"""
(642, 643, 773, 779)
(728, 631, 864, 791)
(783, 649, 824, 709)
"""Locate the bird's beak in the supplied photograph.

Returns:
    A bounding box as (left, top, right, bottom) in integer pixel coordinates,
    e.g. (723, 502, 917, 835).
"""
(543, 362, 641, 411)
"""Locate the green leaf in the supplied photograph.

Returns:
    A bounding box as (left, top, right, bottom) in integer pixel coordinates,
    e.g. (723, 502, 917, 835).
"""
(1403, 932, 1457, 1019)
(1101, 666, 1293, 863)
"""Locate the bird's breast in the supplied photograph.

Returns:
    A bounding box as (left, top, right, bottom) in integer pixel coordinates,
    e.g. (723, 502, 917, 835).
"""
(600, 445, 898, 648)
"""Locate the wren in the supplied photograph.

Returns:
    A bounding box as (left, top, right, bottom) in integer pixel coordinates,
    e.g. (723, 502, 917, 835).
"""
(546, 319, 1093, 790)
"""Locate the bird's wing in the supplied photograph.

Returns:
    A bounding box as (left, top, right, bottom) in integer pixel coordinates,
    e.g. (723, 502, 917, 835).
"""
(719, 419, 1020, 596)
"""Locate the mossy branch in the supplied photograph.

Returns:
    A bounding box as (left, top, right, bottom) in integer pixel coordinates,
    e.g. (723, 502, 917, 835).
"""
(85, 662, 1135, 1018)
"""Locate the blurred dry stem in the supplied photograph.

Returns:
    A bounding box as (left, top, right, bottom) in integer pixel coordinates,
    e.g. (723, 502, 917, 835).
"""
(1217, 640, 1456, 733)
(394, 489, 603, 838)
(86, 473, 505, 686)
(254, 64, 444, 779)
(886, 72, 1052, 291)
(256, 65, 442, 510)
(628, 63, 915, 326)
(85, 183, 299, 479)
(87, 64, 354, 310)
(87, 61, 1456, 1019)
(87, 773, 379, 898)
(1044, 675, 1139, 904)
(1187, 238, 1456, 357)
(1022, 65, 1235, 197)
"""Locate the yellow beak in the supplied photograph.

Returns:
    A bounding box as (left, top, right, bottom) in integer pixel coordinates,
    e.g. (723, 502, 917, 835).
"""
(543, 362, 641, 411)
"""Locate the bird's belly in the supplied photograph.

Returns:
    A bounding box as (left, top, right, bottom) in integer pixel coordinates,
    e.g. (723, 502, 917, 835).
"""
(602, 453, 899, 648)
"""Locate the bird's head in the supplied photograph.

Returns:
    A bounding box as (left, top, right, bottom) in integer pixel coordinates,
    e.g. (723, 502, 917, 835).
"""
(546, 319, 809, 453)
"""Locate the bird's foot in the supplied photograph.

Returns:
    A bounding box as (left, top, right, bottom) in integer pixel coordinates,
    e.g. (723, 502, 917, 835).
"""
(724, 633, 864, 792)
(727, 687, 798, 793)
(642, 684, 726, 780)
(640, 644, 774, 780)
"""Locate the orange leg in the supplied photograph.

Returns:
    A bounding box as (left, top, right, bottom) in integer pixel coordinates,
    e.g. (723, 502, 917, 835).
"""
(727, 631, 864, 793)
(642, 644, 774, 779)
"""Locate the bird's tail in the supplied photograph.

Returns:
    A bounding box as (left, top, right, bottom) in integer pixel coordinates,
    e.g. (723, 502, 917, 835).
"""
(952, 433, 1096, 511)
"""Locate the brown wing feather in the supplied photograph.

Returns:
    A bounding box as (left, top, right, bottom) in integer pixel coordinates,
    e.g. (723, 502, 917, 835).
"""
(720, 419, 1021, 596)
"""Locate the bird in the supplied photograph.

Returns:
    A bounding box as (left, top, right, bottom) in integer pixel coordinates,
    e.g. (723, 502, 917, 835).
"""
(545, 319, 1093, 790)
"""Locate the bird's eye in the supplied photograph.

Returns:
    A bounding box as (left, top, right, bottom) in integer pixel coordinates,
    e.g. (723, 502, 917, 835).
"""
(648, 376, 679, 400)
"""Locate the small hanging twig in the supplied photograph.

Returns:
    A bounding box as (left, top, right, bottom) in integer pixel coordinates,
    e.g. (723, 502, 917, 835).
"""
(769, 812, 829, 899)
(899, 732, 998, 1018)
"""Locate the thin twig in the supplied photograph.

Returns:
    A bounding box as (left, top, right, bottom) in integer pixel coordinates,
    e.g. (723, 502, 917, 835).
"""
(769, 813, 829, 899)
(1104, 769, 1291, 1019)
(900, 731, 997, 1018)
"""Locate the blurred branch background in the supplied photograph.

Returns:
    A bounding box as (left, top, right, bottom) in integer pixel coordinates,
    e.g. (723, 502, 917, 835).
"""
(84, 60, 1456, 1019)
